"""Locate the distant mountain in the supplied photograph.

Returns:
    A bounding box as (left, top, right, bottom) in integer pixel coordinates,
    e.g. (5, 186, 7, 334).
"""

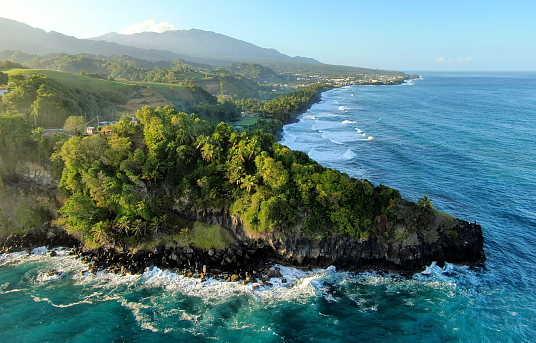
(90, 29, 320, 64)
(0, 17, 406, 79)
(0, 17, 320, 66)
(0, 17, 212, 62)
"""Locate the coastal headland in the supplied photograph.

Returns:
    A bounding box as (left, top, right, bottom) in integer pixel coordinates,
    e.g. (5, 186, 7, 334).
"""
(0, 77, 485, 284)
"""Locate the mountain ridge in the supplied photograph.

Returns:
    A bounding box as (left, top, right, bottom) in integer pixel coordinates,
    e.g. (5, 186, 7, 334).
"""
(90, 29, 320, 64)
(0, 17, 319, 66)
(0, 17, 190, 61)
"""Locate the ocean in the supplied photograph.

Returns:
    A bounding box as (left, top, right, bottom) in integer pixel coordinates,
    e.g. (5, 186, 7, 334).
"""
(1, 72, 535, 342)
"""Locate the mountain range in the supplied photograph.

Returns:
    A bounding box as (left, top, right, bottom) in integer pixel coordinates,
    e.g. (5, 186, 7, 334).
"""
(0, 17, 319, 66)
(90, 30, 319, 64)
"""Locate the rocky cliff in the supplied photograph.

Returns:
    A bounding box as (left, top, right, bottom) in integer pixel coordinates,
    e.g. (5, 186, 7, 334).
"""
(176, 203, 485, 274)
(1, 178, 485, 277)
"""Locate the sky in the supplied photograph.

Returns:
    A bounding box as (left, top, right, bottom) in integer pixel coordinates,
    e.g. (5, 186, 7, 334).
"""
(2, 0, 535, 71)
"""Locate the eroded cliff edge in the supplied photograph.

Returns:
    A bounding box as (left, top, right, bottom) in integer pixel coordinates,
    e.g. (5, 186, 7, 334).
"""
(176, 202, 485, 274)
(1, 192, 485, 277)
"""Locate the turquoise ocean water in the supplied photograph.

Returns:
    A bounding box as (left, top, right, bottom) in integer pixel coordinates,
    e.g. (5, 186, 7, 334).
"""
(1, 72, 535, 342)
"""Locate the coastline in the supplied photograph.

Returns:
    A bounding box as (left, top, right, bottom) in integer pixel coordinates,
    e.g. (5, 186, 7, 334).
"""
(1, 204, 485, 282)
(0, 74, 486, 283)
(274, 84, 336, 141)
(273, 75, 420, 142)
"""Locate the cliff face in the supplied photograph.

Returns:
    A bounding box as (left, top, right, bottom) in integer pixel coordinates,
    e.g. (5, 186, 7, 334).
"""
(176, 205, 485, 274)
(1, 169, 485, 275)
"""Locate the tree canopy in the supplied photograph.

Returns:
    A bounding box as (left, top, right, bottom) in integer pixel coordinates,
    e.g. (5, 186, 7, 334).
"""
(55, 106, 401, 246)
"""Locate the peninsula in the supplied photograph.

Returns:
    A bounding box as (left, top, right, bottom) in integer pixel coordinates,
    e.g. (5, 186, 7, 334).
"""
(0, 19, 484, 281)
(1, 92, 485, 281)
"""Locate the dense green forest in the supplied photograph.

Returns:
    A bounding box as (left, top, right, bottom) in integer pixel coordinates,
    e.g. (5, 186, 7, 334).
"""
(54, 106, 401, 247)
(0, 105, 402, 248)
(0, 61, 411, 250)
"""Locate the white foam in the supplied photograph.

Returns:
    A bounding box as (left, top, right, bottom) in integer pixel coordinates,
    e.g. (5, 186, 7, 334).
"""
(411, 261, 483, 294)
(32, 295, 97, 308)
(0, 247, 73, 268)
(135, 266, 311, 303)
(342, 120, 357, 125)
(121, 298, 159, 332)
(311, 119, 343, 131)
(31, 246, 49, 255)
(36, 270, 66, 282)
(343, 149, 357, 160)
(321, 133, 345, 145)
(7, 249, 487, 336)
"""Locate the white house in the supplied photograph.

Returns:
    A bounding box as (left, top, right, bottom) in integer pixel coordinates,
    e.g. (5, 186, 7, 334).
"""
(0, 88, 8, 96)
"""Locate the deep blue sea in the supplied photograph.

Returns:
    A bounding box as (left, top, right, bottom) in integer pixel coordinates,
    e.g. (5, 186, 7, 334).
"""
(2, 72, 536, 342)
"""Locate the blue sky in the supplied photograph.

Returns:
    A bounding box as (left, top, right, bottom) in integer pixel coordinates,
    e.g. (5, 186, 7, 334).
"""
(3, 0, 535, 71)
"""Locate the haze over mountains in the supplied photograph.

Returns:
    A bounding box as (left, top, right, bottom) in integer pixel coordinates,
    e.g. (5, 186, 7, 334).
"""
(90, 30, 319, 64)
(0, 17, 319, 66)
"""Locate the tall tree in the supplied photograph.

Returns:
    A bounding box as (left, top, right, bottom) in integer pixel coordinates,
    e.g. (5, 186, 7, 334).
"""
(0, 71, 8, 85)
(63, 116, 85, 135)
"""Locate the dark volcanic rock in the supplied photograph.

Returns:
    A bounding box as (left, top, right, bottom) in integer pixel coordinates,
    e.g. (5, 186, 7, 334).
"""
(1, 223, 80, 253)
(177, 206, 485, 274)
(1, 204, 485, 279)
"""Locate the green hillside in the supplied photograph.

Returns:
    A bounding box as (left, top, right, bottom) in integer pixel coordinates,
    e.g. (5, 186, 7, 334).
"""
(1, 68, 240, 128)
(4, 69, 216, 107)
(131, 82, 194, 104)
(5, 69, 132, 93)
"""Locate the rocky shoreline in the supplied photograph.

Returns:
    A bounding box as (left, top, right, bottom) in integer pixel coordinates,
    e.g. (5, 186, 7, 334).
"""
(0, 74, 485, 283)
(1, 204, 486, 284)
(0, 226, 287, 284)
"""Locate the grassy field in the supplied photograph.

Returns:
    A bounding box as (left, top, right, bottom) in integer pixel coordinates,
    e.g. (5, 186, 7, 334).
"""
(184, 222, 235, 250)
(231, 116, 279, 130)
(5, 69, 133, 93)
(134, 221, 235, 252)
(129, 82, 193, 105)
(4, 69, 201, 107)
(233, 116, 261, 126)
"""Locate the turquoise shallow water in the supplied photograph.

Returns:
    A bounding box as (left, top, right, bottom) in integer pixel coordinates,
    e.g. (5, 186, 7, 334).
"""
(2, 72, 536, 341)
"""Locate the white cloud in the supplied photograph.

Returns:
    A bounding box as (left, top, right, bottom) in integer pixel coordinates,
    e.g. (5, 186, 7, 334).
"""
(457, 57, 474, 63)
(438, 56, 475, 64)
(120, 19, 175, 34)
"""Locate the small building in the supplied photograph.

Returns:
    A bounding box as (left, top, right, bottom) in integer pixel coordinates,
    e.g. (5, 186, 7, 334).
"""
(42, 129, 67, 137)
(85, 127, 98, 135)
(0, 88, 9, 96)
(101, 125, 112, 135)
(130, 117, 140, 125)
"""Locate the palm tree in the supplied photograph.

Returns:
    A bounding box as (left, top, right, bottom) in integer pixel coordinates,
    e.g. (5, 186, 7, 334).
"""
(418, 195, 433, 209)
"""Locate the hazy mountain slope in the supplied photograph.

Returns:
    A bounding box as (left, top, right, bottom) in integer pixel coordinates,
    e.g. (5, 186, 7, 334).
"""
(90, 29, 320, 64)
(0, 18, 193, 61)
(0, 17, 406, 79)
